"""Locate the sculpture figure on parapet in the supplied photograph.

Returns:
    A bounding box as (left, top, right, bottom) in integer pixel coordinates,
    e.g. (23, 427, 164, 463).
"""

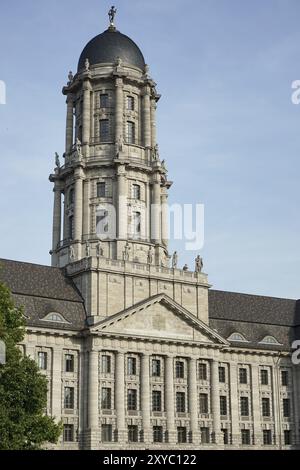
(195, 255, 203, 273)
(123, 242, 130, 261)
(183, 264, 188, 272)
(69, 245, 75, 262)
(96, 240, 104, 258)
(55, 152, 60, 169)
(76, 138, 82, 160)
(172, 251, 178, 269)
(68, 71, 74, 85)
(85, 241, 91, 258)
(147, 246, 154, 265)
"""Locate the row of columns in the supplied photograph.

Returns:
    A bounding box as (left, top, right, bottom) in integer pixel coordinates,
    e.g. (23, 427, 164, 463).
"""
(87, 351, 222, 445)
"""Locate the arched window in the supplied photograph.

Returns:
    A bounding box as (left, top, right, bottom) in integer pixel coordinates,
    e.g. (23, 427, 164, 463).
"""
(69, 215, 74, 240)
(259, 335, 280, 345)
(227, 332, 248, 342)
(127, 96, 134, 111)
(127, 121, 135, 144)
(69, 188, 74, 204)
(43, 312, 68, 323)
(132, 184, 141, 200)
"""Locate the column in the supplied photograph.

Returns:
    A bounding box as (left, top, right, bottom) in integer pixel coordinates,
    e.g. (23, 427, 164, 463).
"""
(74, 169, 83, 251)
(272, 363, 282, 448)
(143, 86, 151, 148)
(161, 189, 169, 247)
(165, 356, 176, 443)
(52, 185, 61, 254)
(115, 352, 126, 443)
(151, 176, 161, 244)
(141, 353, 151, 443)
(83, 179, 90, 240)
(229, 360, 240, 447)
(52, 348, 62, 421)
(251, 363, 262, 447)
(188, 358, 199, 443)
(82, 80, 91, 157)
(115, 78, 123, 144)
(65, 94, 74, 153)
(150, 99, 157, 148)
(88, 350, 99, 448)
(117, 166, 127, 239)
(211, 360, 222, 445)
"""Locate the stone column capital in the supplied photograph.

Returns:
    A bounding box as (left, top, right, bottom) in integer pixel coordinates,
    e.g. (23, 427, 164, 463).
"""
(115, 77, 124, 87)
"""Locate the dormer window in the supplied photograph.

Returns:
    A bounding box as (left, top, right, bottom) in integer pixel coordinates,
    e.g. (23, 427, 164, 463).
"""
(259, 335, 280, 345)
(100, 93, 109, 108)
(227, 332, 248, 342)
(42, 312, 69, 323)
(127, 96, 134, 111)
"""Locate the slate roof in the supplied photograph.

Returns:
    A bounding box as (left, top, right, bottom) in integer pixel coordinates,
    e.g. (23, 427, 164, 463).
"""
(209, 290, 299, 350)
(0, 259, 86, 331)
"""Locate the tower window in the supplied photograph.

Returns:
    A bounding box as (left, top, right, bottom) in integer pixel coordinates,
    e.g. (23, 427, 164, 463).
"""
(199, 393, 209, 414)
(101, 424, 112, 442)
(283, 398, 291, 418)
(69, 188, 74, 204)
(38, 352, 47, 370)
(64, 387, 74, 409)
(63, 424, 74, 442)
(177, 427, 187, 443)
(239, 368, 248, 384)
(127, 357, 137, 375)
(132, 184, 141, 200)
(240, 396, 249, 417)
(127, 389, 137, 410)
(100, 93, 109, 108)
(175, 360, 185, 379)
(176, 392, 186, 413)
(262, 397, 271, 417)
(97, 182, 106, 198)
(220, 396, 227, 416)
(198, 363, 207, 381)
(133, 212, 141, 237)
(152, 390, 162, 412)
(69, 215, 74, 240)
(101, 355, 111, 374)
(152, 359, 161, 377)
(100, 119, 110, 142)
(101, 387, 112, 410)
(261, 369, 269, 385)
(126, 121, 135, 144)
(218, 366, 226, 383)
(127, 96, 134, 111)
(65, 354, 74, 373)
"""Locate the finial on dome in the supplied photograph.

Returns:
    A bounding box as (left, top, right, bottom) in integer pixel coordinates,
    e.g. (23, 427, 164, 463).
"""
(108, 6, 117, 29)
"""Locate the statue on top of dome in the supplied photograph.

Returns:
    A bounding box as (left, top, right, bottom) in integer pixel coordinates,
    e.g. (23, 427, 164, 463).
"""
(108, 6, 117, 26)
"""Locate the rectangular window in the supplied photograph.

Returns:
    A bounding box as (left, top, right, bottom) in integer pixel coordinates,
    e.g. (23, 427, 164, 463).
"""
(97, 182, 106, 198)
(152, 359, 161, 377)
(101, 355, 111, 374)
(38, 352, 47, 370)
(152, 390, 162, 412)
(101, 424, 112, 442)
(283, 398, 291, 418)
(127, 95, 135, 111)
(176, 392, 186, 413)
(219, 366, 226, 383)
(100, 93, 109, 108)
(133, 211, 141, 237)
(175, 360, 185, 379)
(222, 429, 229, 445)
(126, 121, 135, 144)
(127, 389, 137, 411)
(199, 393, 209, 414)
(262, 397, 271, 417)
(241, 429, 251, 445)
(177, 427, 187, 443)
(153, 426, 163, 443)
(101, 387, 112, 410)
(261, 369, 269, 386)
(281, 370, 289, 387)
(63, 424, 74, 442)
(198, 363, 207, 381)
(127, 357, 137, 375)
(240, 397, 249, 417)
(220, 396, 228, 416)
(263, 429, 272, 446)
(200, 427, 210, 444)
(65, 354, 74, 373)
(239, 368, 248, 384)
(64, 387, 75, 409)
(100, 119, 110, 142)
(132, 184, 141, 200)
(284, 430, 291, 445)
(128, 425, 138, 442)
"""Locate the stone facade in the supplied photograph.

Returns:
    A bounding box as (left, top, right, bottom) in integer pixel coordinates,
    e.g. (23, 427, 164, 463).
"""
(0, 19, 299, 450)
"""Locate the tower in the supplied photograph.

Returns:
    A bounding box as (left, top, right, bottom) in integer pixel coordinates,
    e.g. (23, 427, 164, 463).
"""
(50, 14, 171, 270)
(49, 12, 210, 326)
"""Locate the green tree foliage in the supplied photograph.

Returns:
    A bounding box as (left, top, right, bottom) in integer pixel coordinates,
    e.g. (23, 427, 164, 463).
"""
(0, 281, 62, 449)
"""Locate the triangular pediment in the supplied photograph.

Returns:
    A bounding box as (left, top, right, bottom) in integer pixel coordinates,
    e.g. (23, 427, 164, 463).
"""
(91, 294, 228, 345)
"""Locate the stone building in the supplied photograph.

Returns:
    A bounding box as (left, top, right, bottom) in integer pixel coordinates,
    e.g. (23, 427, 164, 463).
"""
(0, 13, 299, 450)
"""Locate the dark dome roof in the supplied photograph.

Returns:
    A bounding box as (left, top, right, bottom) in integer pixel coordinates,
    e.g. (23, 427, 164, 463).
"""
(78, 28, 145, 71)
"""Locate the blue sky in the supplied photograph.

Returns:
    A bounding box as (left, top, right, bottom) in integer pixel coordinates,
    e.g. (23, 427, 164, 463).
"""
(0, 0, 300, 299)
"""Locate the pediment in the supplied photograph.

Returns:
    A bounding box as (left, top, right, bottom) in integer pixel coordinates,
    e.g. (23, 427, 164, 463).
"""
(92, 294, 228, 345)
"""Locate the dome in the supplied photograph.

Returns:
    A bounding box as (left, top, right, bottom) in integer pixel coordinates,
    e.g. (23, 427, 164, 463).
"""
(78, 28, 146, 72)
